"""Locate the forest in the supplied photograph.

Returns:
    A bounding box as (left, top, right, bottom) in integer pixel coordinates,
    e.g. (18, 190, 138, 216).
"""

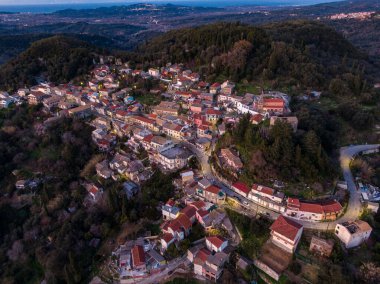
(0, 36, 98, 92)
(0, 105, 176, 283)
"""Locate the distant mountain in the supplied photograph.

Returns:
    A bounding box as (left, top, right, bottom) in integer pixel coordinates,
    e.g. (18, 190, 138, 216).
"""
(0, 36, 97, 91)
(52, 3, 223, 18)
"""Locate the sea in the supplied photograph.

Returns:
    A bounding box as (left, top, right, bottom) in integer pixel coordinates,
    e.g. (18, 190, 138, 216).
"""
(0, 0, 341, 14)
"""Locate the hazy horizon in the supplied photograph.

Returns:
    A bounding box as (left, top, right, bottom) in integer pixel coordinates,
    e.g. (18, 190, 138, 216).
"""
(0, 0, 343, 7)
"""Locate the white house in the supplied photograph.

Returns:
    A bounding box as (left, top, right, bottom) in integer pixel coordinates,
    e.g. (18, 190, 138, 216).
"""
(205, 236, 228, 253)
(334, 220, 372, 248)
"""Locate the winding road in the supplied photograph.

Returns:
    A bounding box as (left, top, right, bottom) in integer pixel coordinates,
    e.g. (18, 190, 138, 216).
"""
(184, 139, 379, 231)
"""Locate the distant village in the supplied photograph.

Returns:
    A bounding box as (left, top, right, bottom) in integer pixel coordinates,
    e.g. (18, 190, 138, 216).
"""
(1, 56, 379, 283)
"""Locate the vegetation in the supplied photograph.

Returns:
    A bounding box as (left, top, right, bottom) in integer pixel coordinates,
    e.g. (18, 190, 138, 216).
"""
(215, 114, 337, 187)
(0, 105, 176, 283)
(0, 36, 97, 91)
(226, 209, 271, 259)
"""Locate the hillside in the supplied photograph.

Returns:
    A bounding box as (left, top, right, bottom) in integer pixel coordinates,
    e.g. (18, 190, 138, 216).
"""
(135, 21, 373, 90)
(0, 36, 97, 91)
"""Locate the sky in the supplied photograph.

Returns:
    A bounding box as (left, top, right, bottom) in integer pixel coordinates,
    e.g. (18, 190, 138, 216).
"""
(0, 0, 340, 6)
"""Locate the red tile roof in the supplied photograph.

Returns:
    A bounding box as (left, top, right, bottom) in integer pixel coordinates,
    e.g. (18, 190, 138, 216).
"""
(205, 185, 222, 195)
(270, 215, 303, 241)
(196, 248, 211, 262)
(162, 233, 174, 244)
(143, 134, 154, 143)
(322, 200, 343, 213)
(176, 214, 192, 230)
(197, 209, 209, 218)
(189, 200, 206, 210)
(131, 245, 145, 267)
(287, 198, 300, 208)
(299, 203, 324, 214)
(180, 206, 196, 220)
(206, 236, 226, 249)
(232, 182, 250, 195)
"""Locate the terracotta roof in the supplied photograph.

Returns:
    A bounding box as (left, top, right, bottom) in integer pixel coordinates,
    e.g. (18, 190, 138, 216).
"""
(143, 134, 154, 143)
(299, 202, 324, 214)
(206, 108, 222, 115)
(206, 236, 226, 249)
(133, 115, 155, 125)
(189, 200, 206, 210)
(205, 185, 222, 195)
(232, 182, 250, 195)
(180, 205, 197, 220)
(176, 214, 192, 230)
(131, 245, 145, 267)
(162, 233, 174, 244)
(211, 83, 221, 88)
(270, 215, 303, 241)
(287, 198, 300, 208)
(263, 98, 285, 107)
(321, 200, 343, 213)
(196, 248, 211, 262)
(252, 184, 275, 196)
(197, 209, 209, 218)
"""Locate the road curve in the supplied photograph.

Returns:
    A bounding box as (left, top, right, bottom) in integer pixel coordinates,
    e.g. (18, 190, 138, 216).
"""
(184, 139, 379, 230)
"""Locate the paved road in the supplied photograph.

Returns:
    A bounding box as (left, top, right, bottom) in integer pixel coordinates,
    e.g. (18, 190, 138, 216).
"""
(125, 256, 187, 284)
(183, 139, 379, 230)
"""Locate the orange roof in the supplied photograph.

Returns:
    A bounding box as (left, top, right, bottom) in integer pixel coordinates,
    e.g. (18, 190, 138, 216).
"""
(252, 184, 275, 196)
(197, 209, 209, 218)
(131, 245, 145, 267)
(206, 236, 226, 249)
(133, 115, 155, 125)
(270, 216, 303, 241)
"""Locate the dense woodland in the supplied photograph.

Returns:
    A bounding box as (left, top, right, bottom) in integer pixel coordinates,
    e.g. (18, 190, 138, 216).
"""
(0, 105, 176, 283)
(0, 36, 97, 91)
(214, 114, 337, 192)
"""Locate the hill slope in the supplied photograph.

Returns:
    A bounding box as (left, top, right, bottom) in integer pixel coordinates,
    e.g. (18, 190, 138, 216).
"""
(135, 21, 372, 90)
(0, 36, 97, 91)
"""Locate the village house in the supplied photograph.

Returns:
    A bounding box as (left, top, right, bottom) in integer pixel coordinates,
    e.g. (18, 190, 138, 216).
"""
(247, 184, 286, 213)
(162, 122, 183, 139)
(206, 236, 228, 253)
(205, 108, 222, 123)
(259, 97, 285, 114)
(334, 220, 372, 248)
(210, 83, 221, 94)
(131, 245, 147, 273)
(286, 198, 343, 221)
(162, 199, 180, 220)
(231, 181, 251, 198)
(219, 148, 243, 171)
(188, 237, 229, 282)
(68, 105, 93, 118)
(196, 184, 226, 205)
(221, 80, 235, 96)
(153, 101, 179, 116)
(28, 91, 49, 105)
(156, 146, 193, 171)
(270, 215, 303, 253)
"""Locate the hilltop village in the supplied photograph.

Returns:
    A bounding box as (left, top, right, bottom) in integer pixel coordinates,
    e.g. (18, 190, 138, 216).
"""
(1, 56, 379, 284)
